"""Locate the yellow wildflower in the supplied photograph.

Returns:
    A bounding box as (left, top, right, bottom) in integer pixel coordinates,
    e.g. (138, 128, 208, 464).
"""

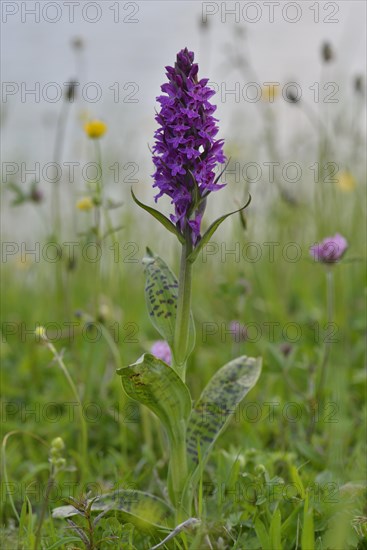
(261, 84, 280, 102)
(76, 197, 94, 211)
(35, 326, 47, 341)
(336, 171, 356, 192)
(15, 258, 32, 271)
(84, 119, 107, 139)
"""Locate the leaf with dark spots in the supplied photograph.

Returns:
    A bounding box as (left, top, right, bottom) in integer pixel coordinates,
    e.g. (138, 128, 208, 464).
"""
(143, 250, 195, 358)
(186, 355, 262, 469)
(117, 353, 191, 446)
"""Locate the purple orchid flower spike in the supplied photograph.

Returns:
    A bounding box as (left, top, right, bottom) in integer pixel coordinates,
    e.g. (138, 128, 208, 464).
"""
(152, 47, 226, 244)
(131, 48, 251, 257)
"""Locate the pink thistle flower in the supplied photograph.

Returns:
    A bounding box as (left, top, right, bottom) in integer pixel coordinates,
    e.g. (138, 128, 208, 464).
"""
(310, 234, 348, 264)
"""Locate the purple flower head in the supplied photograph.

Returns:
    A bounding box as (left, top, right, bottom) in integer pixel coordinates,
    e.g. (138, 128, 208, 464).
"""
(229, 321, 247, 343)
(310, 233, 348, 264)
(150, 340, 172, 365)
(152, 48, 226, 244)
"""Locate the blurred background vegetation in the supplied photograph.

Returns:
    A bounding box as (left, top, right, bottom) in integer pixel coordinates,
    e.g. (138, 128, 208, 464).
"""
(1, 2, 366, 548)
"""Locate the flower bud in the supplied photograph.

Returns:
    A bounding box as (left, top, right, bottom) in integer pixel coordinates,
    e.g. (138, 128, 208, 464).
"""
(65, 80, 78, 102)
(321, 42, 334, 63)
(30, 187, 43, 203)
(255, 464, 267, 477)
(310, 234, 348, 264)
(285, 89, 300, 103)
(280, 343, 293, 357)
(67, 257, 77, 272)
(51, 437, 65, 452)
(35, 326, 47, 341)
(354, 75, 364, 95)
(71, 36, 83, 50)
(55, 457, 66, 469)
(97, 304, 110, 324)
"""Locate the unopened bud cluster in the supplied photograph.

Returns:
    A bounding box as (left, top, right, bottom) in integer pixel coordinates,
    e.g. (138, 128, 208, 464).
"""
(49, 437, 66, 471)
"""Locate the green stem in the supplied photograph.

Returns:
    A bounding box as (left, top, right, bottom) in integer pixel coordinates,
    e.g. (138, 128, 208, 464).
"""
(94, 140, 116, 244)
(1, 431, 48, 524)
(92, 140, 104, 317)
(170, 427, 190, 520)
(316, 268, 334, 403)
(170, 231, 195, 519)
(99, 324, 122, 371)
(52, 100, 69, 239)
(52, 100, 71, 316)
(173, 235, 193, 379)
(46, 342, 88, 471)
(33, 471, 55, 550)
(94, 140, 103, 243)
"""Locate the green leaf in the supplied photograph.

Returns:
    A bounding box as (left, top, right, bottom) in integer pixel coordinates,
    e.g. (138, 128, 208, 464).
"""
(52, 490, 173, 533)
(255, 518, 271, 550)
(270, 507, 282, 550)
(186, 355, 262, 469)
(19, 498, 30, 535)
(143, 250, 195, 356)
(117, 353, 191, 445)
(289, 464, 306, 499)
(46, 537, 82, 549)
(7, 182, 27, 206)
(281, 503, 302, 537)
(187, 195, 252, 263)
(131, 188, 184, 243)
(301, 494, 315, 550)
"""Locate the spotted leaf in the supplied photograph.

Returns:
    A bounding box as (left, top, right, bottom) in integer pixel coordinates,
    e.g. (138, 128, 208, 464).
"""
(186, 355, 262, 469)
(117, 353, 191, 445)
(143, 250, 195, 356)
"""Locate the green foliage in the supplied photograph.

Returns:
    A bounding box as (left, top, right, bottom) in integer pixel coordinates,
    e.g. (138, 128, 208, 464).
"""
(117, 353, 191, 446)
(142, 250, 195, 363)
(131, 189, 185, 244)
(187, 195, 252, 263)
(53, 491, 173, 536)
(2, 58, 366, 548)
(186, 356, 262, 470)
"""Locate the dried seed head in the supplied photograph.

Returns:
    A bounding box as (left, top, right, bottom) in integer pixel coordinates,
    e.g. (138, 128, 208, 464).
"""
(354, 75, 364, 95)
(321, 42, 334, 62)
(71, 36, 84, 50)
(280, 342, 293, 357)
(30, 187, 43, 203)
(65, 80, 78, 102)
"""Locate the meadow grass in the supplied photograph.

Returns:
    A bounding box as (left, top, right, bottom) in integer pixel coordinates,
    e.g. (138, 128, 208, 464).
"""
(1, 42, 366, 550)
(1, 182, 366, 549)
